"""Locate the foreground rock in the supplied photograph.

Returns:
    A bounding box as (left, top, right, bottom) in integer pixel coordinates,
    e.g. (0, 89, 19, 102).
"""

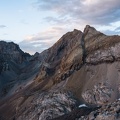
(16, 90, 78, 120)
(77, 99, 120, 120)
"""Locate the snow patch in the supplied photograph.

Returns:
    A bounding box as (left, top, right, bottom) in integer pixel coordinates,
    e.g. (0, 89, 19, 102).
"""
(79, 104, 87, 108)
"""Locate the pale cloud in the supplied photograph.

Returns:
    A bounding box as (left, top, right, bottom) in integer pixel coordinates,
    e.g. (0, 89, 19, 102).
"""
(115, 26, 120, 32)
(18, 9, 24, 13)
(20, 19, 29, 25)
(35, 0, 120, 36)
(0, 25, 6, 28)
(36, 0, 120, 25)
(19, 26, 67, 54)
(21, 0, 120, 54)
(2, 33, 8, 36)
(24, 27, 66, 41)
(96, 20, 120, 35)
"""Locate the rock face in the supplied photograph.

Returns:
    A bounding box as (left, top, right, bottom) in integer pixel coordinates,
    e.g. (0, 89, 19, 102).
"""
(0, 25, 120, 120)
(34, 29, 84, 84)
(82, 82, 114, 105)
(17, 90, 78, 120)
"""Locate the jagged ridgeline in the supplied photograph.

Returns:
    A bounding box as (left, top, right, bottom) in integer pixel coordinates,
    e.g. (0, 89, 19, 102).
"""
(0, 25, 120, 120)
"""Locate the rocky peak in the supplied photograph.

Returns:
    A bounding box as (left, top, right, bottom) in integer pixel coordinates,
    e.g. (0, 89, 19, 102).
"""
(0, 41, 20, 53)
(0, 41, 31, 63)
(73, 29, 81, 33)
(30, 52, 40, 61)
(84, 25, 96, 33)
(44, 29, 83, 66)
(83, 25, 104, 40)
(84, 25, 100, 33)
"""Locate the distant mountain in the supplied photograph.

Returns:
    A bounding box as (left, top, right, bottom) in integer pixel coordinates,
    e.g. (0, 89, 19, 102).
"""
(0, 41, 40, 98)
(0, 25, 120, 120)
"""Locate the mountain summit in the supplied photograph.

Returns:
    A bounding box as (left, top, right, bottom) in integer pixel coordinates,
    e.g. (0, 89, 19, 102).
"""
(0, 25, 120, 120)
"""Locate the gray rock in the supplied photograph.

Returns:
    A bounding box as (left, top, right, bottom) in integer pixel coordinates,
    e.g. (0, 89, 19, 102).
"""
(17, 90, 78, 120)
(82, 82, 113, 105)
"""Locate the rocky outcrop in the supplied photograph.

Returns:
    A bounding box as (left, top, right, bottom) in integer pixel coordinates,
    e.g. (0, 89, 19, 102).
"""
(84, 25, 120, 64)
(82, 82, 114, 105)
(86, 42, 120, 64)
(15, 90, 78, 120)
(77, 99, 120, 120)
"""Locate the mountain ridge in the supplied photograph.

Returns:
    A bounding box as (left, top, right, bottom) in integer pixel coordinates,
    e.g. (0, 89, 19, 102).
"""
(0, 25, 120, 120)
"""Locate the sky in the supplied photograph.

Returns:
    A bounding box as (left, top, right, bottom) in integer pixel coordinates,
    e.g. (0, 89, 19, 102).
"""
(0, 0, 120, 54)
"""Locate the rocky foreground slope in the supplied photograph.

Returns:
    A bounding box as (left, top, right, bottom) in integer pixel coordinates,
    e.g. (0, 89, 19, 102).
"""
(0, 25, 120, 120)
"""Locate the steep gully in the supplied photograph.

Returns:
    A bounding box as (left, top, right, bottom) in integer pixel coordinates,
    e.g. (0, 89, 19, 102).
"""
(81, 33, 86, 64)
(60, 32, 86, 82)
